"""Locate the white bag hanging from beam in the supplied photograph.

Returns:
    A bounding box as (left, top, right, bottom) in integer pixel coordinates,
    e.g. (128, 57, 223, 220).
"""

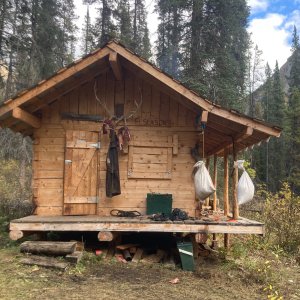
(236, 160, 255, 205)
(193, 161, 216, 201)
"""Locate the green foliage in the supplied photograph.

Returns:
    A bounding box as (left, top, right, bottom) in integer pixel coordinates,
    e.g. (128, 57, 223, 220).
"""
(179, 0, 250, 110)
(0, 157, 32, 220)
(243, 160, 256, 179)
(261, 183, 300, 253)
(156, 0, 186, 78)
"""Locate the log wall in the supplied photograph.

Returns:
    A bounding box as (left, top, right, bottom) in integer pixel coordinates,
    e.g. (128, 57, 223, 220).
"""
(32, 69, 199, 216)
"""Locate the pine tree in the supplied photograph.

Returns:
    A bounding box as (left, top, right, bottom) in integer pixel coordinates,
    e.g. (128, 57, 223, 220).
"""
(131, 0, 151, 59)
(81, 5, 95, 55)
(116, 0, 132, 47)
(252, 63, 273, 185)
(266, 61, 285, 192)
(94, 0, 117, 46)
(58, 0, 77, 66)
(181, 0, 208, 96)
(285, 26, 300, 193)
(180, 0, 250, 110)
(156, 0, 185, 78)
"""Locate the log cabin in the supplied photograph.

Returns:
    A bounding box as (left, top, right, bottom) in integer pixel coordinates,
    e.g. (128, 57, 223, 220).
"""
(0, 41, 281, 245)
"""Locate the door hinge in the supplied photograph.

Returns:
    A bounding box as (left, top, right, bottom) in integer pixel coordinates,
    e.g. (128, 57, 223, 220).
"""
(65, 159, 72, 164)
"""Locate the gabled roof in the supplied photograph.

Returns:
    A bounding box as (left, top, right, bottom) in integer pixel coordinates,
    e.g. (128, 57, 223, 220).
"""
(0, 40, 281, 156)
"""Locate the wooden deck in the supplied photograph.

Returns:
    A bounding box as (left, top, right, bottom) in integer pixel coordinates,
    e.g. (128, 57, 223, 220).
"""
(10, 215, 264, 235)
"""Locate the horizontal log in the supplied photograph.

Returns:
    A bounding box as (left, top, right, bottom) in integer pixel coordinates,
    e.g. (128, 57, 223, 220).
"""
(20, 255, 68, 270)
(9, 230, 24, 241)
(97, 231, 118, 242)
(20, 241, 77, 256)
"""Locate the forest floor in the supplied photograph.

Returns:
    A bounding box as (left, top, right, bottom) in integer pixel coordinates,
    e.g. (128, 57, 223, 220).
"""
(0, 233, 299, 300)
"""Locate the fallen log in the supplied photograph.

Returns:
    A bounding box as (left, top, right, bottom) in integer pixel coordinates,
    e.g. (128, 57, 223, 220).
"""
(20, 255, 68, 270)
(20, 241, 77, 256)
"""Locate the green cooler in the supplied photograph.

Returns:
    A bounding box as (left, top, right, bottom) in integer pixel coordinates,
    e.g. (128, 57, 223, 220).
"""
(146, 193, 172, 216)
(177, 242, 195, 271)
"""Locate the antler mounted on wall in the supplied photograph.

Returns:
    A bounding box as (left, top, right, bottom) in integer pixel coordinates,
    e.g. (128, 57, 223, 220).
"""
(93, 80, 143, 125)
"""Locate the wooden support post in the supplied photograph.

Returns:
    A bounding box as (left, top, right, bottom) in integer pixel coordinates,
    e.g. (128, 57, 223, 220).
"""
(224, 233, 230, 249)
(109, 51, 123, 81)
(223, 149, 230, 248)
(9, 230, 25, 241)
(232, 145, 239, 220)
(205, 157, 210, 207)
(213, 154, 218, 211)
(223, 150, 229, 216)
(191, 234, 199, 260)
(98, 231, 118, 242)
(12, 107, 41, 128)
(212, 155, 218, 242)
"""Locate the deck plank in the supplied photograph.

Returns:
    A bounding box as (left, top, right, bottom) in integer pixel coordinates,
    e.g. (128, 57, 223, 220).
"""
(10, 215, 264, 235)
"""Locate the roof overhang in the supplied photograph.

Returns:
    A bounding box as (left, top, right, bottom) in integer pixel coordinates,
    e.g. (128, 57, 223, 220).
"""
(0, 40, 282, 157)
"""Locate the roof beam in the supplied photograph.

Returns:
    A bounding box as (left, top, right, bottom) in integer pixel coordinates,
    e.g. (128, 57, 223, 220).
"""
(109, 52, 123, 81)
(0, 48, 111, 116)
(107, 42, 281, 137)
(0, 64, 110, 129)
(207, 126, 253, 156)
(12, 107, 41, 128)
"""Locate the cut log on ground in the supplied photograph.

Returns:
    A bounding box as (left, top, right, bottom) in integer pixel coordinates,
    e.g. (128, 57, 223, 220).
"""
(141, 249, 166, 264)
(116, 243, 139, 251)
(65, 251, 83, 264)
(20, 255, 69, 270)
(132, 248, 143, 263)
(20, 241, 77, 256)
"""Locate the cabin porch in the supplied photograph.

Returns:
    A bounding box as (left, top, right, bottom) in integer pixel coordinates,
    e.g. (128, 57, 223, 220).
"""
(9, 215, 264, 241)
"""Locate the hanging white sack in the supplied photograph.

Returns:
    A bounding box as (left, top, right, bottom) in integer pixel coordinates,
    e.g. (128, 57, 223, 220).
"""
(236, 160, 255, 205)
(193, 161, 216, 201)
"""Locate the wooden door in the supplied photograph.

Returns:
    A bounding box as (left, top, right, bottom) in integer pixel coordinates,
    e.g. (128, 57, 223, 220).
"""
(63, 130, 100, 215)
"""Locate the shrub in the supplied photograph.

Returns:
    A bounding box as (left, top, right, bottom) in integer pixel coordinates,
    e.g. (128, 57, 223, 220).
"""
(262, 183, 300, 253)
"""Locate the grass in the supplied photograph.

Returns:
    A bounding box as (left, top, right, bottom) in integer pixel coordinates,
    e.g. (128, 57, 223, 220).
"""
(0, 215, 299, 300)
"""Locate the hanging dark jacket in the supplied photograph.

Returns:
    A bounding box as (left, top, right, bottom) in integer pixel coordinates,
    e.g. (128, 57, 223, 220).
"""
(106, 130, 121, 198)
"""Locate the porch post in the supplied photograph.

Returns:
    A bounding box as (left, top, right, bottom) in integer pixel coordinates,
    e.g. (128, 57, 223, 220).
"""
(232, 145, 239, 219)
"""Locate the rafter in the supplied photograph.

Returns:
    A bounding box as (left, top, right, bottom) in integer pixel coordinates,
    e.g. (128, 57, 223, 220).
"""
(0, 48, 110, 116)
(207, 126, 253, 156)
(12, 107, 41, 128)
(109, 52, 123, 81)
(107, 42, 281, 138)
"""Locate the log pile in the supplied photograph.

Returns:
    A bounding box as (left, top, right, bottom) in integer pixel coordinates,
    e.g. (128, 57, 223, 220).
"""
(19, 241, 83, 269)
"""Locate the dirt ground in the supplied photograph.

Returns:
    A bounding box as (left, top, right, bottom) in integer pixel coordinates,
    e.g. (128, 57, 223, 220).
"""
(0, 241, 299, 300)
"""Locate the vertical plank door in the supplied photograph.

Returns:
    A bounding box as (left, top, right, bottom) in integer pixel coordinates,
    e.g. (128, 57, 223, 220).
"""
(63, 130, 100, 215)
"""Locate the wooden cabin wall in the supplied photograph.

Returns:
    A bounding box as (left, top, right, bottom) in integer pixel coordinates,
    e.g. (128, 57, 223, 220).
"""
(32, 69, 199, 216)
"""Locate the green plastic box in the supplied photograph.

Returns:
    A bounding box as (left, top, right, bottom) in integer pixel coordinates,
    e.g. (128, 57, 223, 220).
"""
(146, 193, 172, 216)
(177, 242, 195, 271)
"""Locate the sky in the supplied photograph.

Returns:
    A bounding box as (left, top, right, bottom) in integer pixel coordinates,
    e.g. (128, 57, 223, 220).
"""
(74, 0, 300, 69)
